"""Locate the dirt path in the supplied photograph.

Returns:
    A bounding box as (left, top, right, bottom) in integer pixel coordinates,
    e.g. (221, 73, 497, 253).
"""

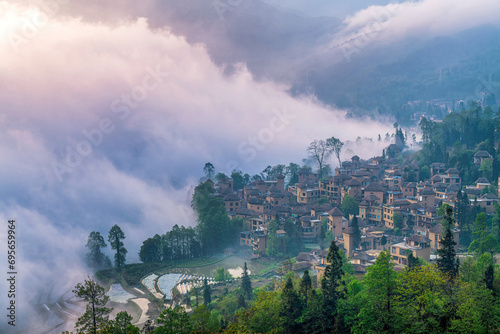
(131, 298, 150, 324)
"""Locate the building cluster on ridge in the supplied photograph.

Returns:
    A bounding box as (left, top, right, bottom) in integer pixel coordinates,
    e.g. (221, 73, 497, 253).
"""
(204, 148, 499, 275)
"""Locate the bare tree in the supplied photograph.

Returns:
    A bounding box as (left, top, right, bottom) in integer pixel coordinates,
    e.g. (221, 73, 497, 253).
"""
(327, 137, 344, 168)
(307, 139, 332, 180)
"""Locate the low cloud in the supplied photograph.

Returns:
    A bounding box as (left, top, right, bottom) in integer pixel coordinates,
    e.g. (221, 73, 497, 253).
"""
(0, 2, 391, 331)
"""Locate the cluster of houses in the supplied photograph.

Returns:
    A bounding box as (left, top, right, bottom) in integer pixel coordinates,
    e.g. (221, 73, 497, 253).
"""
(204, 149, 498, 274)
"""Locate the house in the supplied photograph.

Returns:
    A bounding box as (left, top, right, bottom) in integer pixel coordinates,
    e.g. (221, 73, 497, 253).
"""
(327, 207, 348, 237)
(390, 235, 431, 265)
(474, 150, 493, 166)
(473, 193, 499, 214)
(428, 224, 460, 252)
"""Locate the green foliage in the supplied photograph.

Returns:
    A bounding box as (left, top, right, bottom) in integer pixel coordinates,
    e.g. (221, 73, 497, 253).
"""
(341, 195, 359, 219)
(86, 231, 111, 270)
(326, 136, 344, 168)
(73, 276, 113, 334)
(235, 290, 282, 333)
(203, 162, 215, 179)
(214, 267, 233, 282)
(469, 212, 499, 256)
(280, 277, 303, 334)
(203, 277, 212, 305)
(266, 220, 280, 257)
(241, 262, 252, 300)
(437, 206, 459, 279)
(108, 224, 127, 270)
(154, 306, 192, 334)
(398, 265, 448, 333)
(191, 181, 239, 254)
(355, 250, 399, 333)
(321, 241, 346, 331)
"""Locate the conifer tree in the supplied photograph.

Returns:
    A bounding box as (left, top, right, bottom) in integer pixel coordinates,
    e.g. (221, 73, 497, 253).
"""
(241, 262, 252, 300)
(300, 269, 312, 306)
(437, 206, 459, 279)
(203, 277, 211, 305)
(108, 224, 127, 270)
(321, 240, 345, 331)
(351, 216, 361, 249)
(280, 277, 302, 334)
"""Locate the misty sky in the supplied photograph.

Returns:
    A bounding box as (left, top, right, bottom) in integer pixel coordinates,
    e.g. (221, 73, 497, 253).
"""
(1, 0, 499, 331)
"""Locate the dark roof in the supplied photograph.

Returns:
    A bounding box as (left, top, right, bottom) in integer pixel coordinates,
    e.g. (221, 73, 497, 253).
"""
(475, 177, 490, 184)
(349, 178, 362, 187)
(474, 150, 492, 158)
(407, 235, 431, 244)
(364, 194, 381, 202)
(429, 224, 443, 234)
(296, 252, 314, 262)
(431, 175, 442, 181)
(446, 168, 460, 174)
(329, 207, 343, 217)
(482, 193, 499, 200)
(351, 253, 375, 261)
(364, 182, 386, 192)
(223, 194, 240, 201)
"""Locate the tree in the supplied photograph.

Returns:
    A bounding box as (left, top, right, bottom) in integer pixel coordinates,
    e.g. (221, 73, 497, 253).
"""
(300, 269, 312, 306)
(73, 276, 113, 334)
(437, 206, 459, 279)
(327, 136, 344, 168)
(214, 267, 232, 282)
(203, 162, 215, 179)
(139, 235, 162, 263)
(351, 216, 361, 249)
(407, 252, 421, 271)
(469, 212, 499, 256)
(108, 224, 127, 270)
(203, 277, 211, 305)
(355, 250, 399, 333)
(321, 241, 345, 331)
(241, 262, 252, 300)
(155, 306, 192, 334)
(398, 265, 447, 333)
(266, 220, 279, 257)
(85, 231, 111, 270)
(381, 235, 387, 250)
(280, 277, 303, 334)
(341, 195, 359, 219)
(107, 311, 139, 334)
(307, 139, 333, 179)
(455, 190, 472, 247)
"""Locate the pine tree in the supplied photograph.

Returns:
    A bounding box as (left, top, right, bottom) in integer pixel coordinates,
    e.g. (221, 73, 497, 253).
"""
(455, 190, 471, 247)
(203, 277, 211, 305)
(300, 269, 312, 306)
(237, 293, 246, 309)
(351, 216, 361, 249)
(85, 231, 111, 270)
(73, 276, 113, 334)
(280, 277, 303, 334)
(108, 224, 127, 270)
(321, 240, 345, 331)
(437, 206, 459, 279)
(241, 262, 252, 300)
